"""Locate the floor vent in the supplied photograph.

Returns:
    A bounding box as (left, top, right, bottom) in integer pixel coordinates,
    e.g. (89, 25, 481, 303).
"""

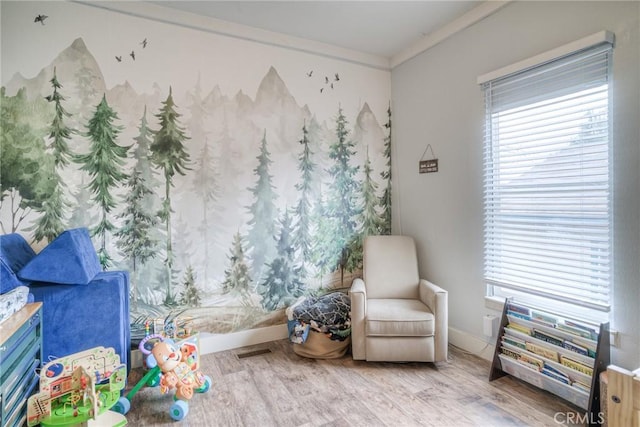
(236, 348, 272, 359)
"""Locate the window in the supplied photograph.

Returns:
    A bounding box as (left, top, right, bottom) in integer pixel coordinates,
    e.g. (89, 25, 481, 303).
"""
(480, 32, 613, 322)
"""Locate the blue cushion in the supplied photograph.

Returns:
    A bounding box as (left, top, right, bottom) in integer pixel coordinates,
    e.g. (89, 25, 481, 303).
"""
(0, 233, 36, 293)
(30, 271, 130, 370)
(18, 228, 101, 285)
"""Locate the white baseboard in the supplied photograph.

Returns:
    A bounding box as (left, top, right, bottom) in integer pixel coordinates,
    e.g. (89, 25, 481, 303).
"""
(131, 324, 493, 368)
(448, 326, 496, 362)
(131, 324, 289, 368)
(198, 324, 289, 354)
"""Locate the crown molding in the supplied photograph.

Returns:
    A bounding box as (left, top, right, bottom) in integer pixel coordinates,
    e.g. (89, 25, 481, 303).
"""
(391, 1, 511, 69)
(72, 1, 391, 71)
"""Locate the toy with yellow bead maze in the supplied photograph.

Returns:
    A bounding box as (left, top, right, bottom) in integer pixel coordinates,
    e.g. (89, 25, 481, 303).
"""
(26, 346, 127, 427)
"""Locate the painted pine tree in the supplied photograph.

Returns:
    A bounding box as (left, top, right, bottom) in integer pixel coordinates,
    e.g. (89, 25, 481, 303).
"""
(173, 215, 195, 276)
(46, 68, 75, 167)
(222, 231, 252, 297)
(74, 65, 100, 121)
(292, 122, 316, 278)
(180, 265, 201, 307)
(310, 191, 333, 284)
(259, 210, 305, 311)
(325, 106, 361, 273)
(150, 88, 191, 305)
(379, 104, 392, 235)
(75, 95, 129, 268)
(29, 184, 65, 244)
(68, 179, 97, 229)
(0, 88, 54, 233)
(127, 107, 163, 303)
(132, 107, 162, 214)
(114, 169, 157, 304)
(346, 150, 382, 271)
(192, 139, 223, 287)
(31, 68, 75, 243)
(245, 131, 278, 283)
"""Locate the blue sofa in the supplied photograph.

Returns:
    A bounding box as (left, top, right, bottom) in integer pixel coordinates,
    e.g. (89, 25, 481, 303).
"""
(0, 229, 130, 370)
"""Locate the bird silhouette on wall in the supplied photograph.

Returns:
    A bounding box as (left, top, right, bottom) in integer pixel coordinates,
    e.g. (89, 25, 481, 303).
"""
(307, 69, 343, 94)
(34, 14, 48, 25)
(115, 39, 148, 63)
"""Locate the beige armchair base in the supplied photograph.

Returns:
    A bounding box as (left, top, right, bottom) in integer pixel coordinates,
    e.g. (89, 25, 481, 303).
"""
(349, 235, 448, 363)
(365, 336, 436, 362)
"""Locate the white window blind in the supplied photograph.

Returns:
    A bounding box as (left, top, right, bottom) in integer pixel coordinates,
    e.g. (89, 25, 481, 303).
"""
(481, 36, 613, 319)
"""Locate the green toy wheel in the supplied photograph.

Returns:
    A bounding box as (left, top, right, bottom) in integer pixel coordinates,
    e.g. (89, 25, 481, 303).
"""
(147, 374, 161, 387)
(113, 397, 131, 415)
(170, 400, 189, 421)
(197, 376, 212, 393)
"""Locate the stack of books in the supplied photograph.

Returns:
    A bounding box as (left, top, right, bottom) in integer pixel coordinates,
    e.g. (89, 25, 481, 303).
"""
(499, 303, 598, 393)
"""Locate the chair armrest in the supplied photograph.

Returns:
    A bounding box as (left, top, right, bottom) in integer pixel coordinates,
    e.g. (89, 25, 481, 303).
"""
(349, 278, 367, 360)
(419, 279, 448, 362)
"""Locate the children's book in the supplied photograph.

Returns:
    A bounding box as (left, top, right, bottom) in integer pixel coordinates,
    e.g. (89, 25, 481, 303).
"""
(562, 340, 589, 357)
(560, 355, 594, 376)
(526, 341, 559, 362)
(506, 303, 531, 317)
(542, 367, 571, 384)
(507, 323, 532, 335)
(531, 311, 558, 327)
(532, 329, 564, 347)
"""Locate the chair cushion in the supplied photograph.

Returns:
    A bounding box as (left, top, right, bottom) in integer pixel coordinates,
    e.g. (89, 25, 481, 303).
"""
(366, 298, 434, 337)
(363, 236, 419, 299)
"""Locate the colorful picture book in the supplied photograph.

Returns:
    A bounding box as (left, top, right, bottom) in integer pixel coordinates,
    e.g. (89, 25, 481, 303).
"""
(526, 341, 559, 362)
(532, 329, 564, 347)
(560, 355, 594, 377)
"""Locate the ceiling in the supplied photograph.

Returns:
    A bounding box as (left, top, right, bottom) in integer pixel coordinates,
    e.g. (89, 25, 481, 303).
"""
(150, 1, 482, 58)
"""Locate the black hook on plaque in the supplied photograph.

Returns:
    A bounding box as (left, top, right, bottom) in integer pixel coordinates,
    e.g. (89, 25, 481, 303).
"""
(419, 144, 438, 174)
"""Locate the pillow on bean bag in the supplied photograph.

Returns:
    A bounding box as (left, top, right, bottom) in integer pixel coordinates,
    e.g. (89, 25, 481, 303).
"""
(18, 228, 101, 285)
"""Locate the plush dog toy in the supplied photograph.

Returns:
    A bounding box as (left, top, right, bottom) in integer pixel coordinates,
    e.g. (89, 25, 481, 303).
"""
(151, 340, 206, 401)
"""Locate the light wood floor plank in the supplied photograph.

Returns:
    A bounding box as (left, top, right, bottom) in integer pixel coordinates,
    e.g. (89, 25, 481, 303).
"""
(123, 340, 585, 426)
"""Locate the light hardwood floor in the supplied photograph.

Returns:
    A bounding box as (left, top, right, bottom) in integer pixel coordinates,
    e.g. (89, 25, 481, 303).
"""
(122, 340, 585, 426)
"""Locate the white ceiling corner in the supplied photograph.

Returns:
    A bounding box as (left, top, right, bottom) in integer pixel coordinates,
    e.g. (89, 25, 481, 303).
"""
(83, 1, 509, 70)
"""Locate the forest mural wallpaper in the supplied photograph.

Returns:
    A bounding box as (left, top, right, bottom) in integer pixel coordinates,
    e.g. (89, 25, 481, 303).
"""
(0, 2, 392, 336)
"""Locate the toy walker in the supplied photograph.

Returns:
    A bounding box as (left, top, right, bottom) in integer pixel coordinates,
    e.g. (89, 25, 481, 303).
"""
(26, 346, 128, 427)
(113, 334, 212, 421)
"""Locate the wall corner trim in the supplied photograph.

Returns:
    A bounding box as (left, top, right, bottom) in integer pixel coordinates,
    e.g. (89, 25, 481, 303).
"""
(390, 1, 511, 69)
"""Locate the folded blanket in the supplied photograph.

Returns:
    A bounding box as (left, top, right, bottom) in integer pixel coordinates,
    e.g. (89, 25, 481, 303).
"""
(286, 292, 351, 343)
(0, 286, 30, 325)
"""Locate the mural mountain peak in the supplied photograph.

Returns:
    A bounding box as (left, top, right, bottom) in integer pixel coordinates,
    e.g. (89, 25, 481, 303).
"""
(5, 36, 106, 104)
(255, 66, 299, 113)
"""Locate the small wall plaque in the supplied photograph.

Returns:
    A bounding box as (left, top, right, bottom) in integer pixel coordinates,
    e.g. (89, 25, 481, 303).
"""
(419, 159, 438, 174)
(419, 143, 438, 174)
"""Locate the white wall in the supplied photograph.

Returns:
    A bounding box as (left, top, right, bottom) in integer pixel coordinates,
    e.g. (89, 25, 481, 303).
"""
(392, 1, 639, 369)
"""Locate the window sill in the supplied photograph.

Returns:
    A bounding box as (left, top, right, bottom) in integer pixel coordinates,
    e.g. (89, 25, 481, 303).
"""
(484, 295, 506, 312)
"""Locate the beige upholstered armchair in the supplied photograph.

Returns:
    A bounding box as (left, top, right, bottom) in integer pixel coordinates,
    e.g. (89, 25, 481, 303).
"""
(349, 235, 448, 362)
